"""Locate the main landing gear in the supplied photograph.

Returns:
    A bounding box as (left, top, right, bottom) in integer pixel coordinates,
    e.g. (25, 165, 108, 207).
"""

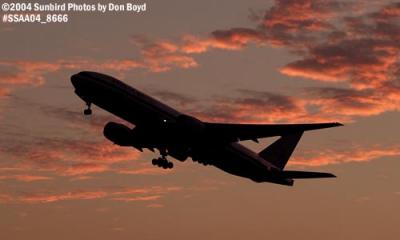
(83, 102, 92, 115)
(152, 157, 173, 169)
(152, 149, 173, 169)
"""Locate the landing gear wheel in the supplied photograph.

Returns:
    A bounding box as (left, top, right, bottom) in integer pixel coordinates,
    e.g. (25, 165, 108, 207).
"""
(167, 162, 173, 169)
(84, 108, 92, 115)
(152, 157, 173, 169)
(84, 102, 92, 115)
(152, 158, 157, 165)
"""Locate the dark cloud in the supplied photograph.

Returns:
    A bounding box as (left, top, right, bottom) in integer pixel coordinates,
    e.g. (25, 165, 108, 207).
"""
(151, 90, 197, 108)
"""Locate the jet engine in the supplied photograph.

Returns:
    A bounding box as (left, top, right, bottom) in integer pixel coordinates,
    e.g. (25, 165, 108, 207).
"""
(103, 122, 133, 146)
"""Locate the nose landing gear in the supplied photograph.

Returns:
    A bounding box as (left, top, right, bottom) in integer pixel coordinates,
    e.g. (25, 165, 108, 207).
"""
(83, 102, 92, 115)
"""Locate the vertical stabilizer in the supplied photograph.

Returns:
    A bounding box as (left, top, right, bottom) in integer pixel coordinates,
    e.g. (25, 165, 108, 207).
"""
(258, 132, 303, 169)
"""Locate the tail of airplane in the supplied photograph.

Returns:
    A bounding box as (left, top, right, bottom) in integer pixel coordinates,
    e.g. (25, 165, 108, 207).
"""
(258, 131, 303, 169)
(258, 131, 336, 179)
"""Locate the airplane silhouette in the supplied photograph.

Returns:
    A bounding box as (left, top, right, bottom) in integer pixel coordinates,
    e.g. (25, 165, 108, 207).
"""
(71, 71, 342, 186)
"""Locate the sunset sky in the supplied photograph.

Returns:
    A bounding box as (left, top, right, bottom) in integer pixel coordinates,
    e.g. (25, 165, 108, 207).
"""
(1, 0, 400, 239)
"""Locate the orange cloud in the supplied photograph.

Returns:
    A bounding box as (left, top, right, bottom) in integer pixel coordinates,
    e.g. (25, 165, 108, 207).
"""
(62, 163, 110, 176)
(198, 86, 400, 123)
(280, 38, 399, 89)
(19, 190, 108, 203)
(372, 2, 400, 21)
(305, 85, 400, 118)
(181, 28, 268, 53)
(273, 2, 400, 121)
(98, 59, 143, 71)
(112, 186, 182, 196)
(0, 88, 9, 96)
(179, 1, 400, 121)
(0, 193, 13, 203)
(0, 174, 51, 182)
(0, 54, 192, 101)
(27, 140, 141, 176)
(186, 90, 346, 124)
(132, 37, 198, 72)
(290, 144, 400, 167)
(2, 185, 182, 204)
(0, 61, 61, 86)
(0, 59, 142, 88)
(178, 1, 350, 53)
(111, 195, 161, 202)
(280, 59, 350, 82)
(118, 167, 171, 176)
(147, 203, 164, 208)
(113, 1, 400, 124)
(1, 137, 150, 180)
(0, 104, 174, 183)
(261, 0, 340, 32)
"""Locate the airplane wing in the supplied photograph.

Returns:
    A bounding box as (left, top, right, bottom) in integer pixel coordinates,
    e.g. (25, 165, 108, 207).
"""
(204, 122, 343, 142)
(280, 171, 336, 179)
(260, 171, 335, 186)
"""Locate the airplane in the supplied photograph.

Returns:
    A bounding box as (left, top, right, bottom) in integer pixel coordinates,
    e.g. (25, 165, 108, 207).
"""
(71, 71, 342, 186)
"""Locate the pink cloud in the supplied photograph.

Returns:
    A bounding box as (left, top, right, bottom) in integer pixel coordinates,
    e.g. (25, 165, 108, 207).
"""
(187, 90, 347, 124)
(118, 167, 171, 175)
(19, 190, 108, 203)
(146, 203, 164, 208)
(111, 195, 161, 202)
(62, 163, 110, 176)
(109, 1, 399, 125)
(0, 174, 51, 182)
(1, 138, 151, 180)
(132, 37, 198, 72)
(290, 144, 400, 167)
(307, 86, 400, 117)
(181, 28, 268, 53)
(0, 193, 13, 203)
(2, 185, 182, 204)
(112, 186, 182, 196)
(261, 0, 340, 32)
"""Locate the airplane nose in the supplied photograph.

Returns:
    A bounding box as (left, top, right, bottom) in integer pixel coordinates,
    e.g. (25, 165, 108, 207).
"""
(70, 73, 81, 88)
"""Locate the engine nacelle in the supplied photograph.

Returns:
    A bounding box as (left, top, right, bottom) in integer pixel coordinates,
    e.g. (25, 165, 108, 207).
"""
(103, 122, 133, 146)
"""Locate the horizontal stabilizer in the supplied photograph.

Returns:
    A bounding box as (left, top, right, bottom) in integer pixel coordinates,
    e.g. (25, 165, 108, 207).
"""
(281, 171, 336, 179)
(205, 122, 343, 142)
(258, 132, 303, 169)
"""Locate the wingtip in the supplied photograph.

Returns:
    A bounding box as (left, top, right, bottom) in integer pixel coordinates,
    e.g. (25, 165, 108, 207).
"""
(334, 122, 344, 127)
(319, 172, 337, 178)
(318, 173, 337, 178)
(328, 173, 337, 178)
